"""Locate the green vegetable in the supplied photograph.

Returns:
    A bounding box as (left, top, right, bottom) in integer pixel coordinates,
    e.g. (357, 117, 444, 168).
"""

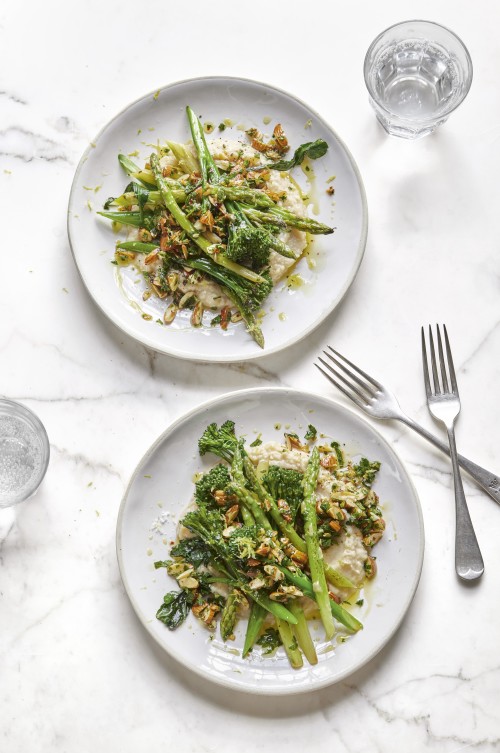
(305, 424, 317, 441)
(220, 589, 245, 641)
(243, 602, 267, 657)
(118, 153, 157, 187)
(174, 256, 268, 348)
(289, 600, 318, 665)
(198, 420, 238, 463)
(278, 563, 362, 633)
(170, 537, 212, 568)
(195, 464, 232, 507)
(302, 447, 335, 640)
(156, 589, 194, 630)
(256, 627, 282, 656)
(276, 617, 303, 669)
(181, 504, 297, 626)
(197, 421, 354, 589)
(261, 465, 304, 520)
(150, 153, 210, 253)
(354, 458, 381, 487)
(97, 210, 143, 228)
(115, 241, 159, 254)
(268, 139, 328, 171)
(331, 441, 345, 467)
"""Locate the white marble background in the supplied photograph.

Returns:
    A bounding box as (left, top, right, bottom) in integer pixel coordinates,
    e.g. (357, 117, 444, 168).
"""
(1, 0, 500, 750)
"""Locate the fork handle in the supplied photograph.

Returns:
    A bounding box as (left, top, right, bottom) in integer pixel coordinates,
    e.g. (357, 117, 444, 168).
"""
(446, 426, 484, 581)
(400, 415, 500, 506)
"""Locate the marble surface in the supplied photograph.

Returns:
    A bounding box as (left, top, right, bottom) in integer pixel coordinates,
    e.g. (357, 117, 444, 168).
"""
(1, 1, 500, 750)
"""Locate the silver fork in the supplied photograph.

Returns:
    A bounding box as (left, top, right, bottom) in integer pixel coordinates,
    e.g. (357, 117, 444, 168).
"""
(314, 347, 500, 507)
(422, 325, 484, 581)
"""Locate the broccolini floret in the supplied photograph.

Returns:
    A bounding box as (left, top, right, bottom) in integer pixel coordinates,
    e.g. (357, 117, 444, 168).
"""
(195, 464, 232, 507)
(198, 420, 238, 463)
(262, 465, 304, 520)
(225, 222, 272, 270)
(226, 525, 260, 562)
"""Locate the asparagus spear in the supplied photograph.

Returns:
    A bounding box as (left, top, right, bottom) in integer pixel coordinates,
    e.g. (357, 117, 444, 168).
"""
(289, 600, 318, 665)
(278, 563, 363, 633)
(243, 602, 267, 657)
(220, 589, 246, 641)
(276, 617, 303, 669)
(302, 447, 335, 640)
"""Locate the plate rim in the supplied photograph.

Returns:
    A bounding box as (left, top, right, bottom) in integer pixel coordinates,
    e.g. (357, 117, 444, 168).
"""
(67, 75, 369, 362)
(116, 386, 425, 695)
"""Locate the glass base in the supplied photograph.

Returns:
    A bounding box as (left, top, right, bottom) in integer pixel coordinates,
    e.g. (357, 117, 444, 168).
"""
(373, 107, 448, 140)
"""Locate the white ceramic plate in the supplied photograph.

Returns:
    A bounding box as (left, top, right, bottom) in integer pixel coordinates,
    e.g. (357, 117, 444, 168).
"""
(117, 388, 424, 695)
(68, 77, 367, 361)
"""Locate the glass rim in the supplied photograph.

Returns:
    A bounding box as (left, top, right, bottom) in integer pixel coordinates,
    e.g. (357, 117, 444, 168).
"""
(363, 19, 473, 122)
(0, 397, 50, 505)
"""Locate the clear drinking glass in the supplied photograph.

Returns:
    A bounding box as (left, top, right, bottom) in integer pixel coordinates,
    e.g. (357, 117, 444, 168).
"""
(0, 398, 50, 508)
(364, 20, 473, 139)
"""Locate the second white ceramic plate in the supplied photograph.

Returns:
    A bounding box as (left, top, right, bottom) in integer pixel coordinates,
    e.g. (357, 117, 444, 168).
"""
(117, 388, 424, 694)
(68, 77, 367, 361)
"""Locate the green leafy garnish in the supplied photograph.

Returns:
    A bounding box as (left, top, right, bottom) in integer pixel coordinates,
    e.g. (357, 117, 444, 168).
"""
(304, 424, 317, 441)
(269, 139, 328, 171)
(170, 537, 212, 567)
(354, 458, 381, 487)
(156, 590, 194, 629)
(257, 627, 282, 655)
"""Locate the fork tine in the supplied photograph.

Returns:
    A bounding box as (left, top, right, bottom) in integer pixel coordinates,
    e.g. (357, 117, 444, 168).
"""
(421, 326, 432, 399)
(315, 360, 367, 410)
(443, 324, 459, 396)
(428, 325, 441, 394)
(436, 324, 450, 393)
(323, 350, 374, 403)
(326, 346, 383, 391)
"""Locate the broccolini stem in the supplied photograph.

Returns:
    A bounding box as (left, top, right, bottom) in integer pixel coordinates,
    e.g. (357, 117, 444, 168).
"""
(288, 601, 318, 665)
(302, 447, 335, 640)
(174, 257, 265, 348)
(242, 602, 267, 657)
(276, 617, 303, 669)
(223, 289, 265, 349)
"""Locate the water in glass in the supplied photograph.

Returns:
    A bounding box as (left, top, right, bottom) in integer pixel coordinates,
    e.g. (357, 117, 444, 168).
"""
(0, 413, 44, 507)
(374, 41, 456, 120)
